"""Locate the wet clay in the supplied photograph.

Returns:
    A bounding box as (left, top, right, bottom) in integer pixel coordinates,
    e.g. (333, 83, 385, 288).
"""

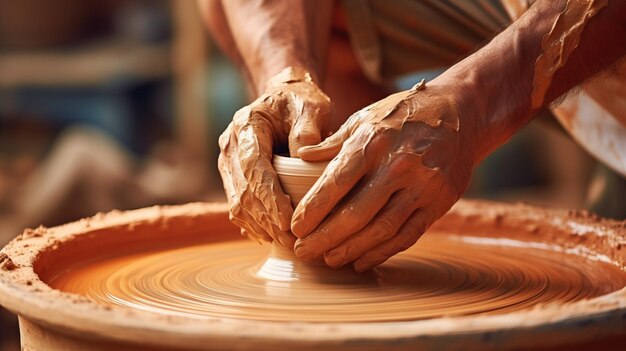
(291, 81, 474, 271)
(218, 66, 332, 246)
(531, 0, 608, 109)
(2, 202, 626, 350)
(48, 233, 626, 323)
(41, 157, 626, 323)
(273, 154, 329, 206)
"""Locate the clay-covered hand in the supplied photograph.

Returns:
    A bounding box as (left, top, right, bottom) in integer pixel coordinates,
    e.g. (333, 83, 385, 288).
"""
(218, 67, 332, 247)
(291, 80, 479, 272)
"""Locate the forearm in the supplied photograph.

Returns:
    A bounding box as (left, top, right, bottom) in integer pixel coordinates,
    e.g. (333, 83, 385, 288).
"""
(442, 0, 626, 162)
(198, 0, 255, 94)
(218, 0, 333, 95)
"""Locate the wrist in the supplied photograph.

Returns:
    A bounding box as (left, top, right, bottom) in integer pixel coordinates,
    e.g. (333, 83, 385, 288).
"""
(264, 66, 318, 91)
(436, 77, 491, 165)
(256, 58, 321, 94)
(435, 9, 550, 163)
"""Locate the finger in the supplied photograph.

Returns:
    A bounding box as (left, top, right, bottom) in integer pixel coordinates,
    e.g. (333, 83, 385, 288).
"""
(230, 192, 295, 247)
(223, 134, 287, 245)
(353, 206, 439, 272)
(297, 121, 351, 161)
(229, 204, 269, 242)
(236, 202, 296, 247)
(254, 209, 296, 248)
(217, 125, 237, 204)
(291, 139, 374, 239)
(323, 191, 417, 268)
(236, 112, 293, 231)
(294, 159, 406, 260)
(218, 126, 267, 240)
(227, 162, 271, 242)
(288, 106, 326, 156)
(292, 145, 434, 259)
(298, 108, 360, 162)
(232, 155, 296, 247)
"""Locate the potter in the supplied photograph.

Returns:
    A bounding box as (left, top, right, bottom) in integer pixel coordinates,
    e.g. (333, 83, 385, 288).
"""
(207, 0, 626, 271)
(0, 0, 625, 349)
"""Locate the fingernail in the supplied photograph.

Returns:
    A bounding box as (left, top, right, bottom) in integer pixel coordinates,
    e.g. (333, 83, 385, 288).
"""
(324, 251, 344, 268)
(294, 241, 316, 260)
(290, 217, 306, 238)
(298, 145, 315, 154)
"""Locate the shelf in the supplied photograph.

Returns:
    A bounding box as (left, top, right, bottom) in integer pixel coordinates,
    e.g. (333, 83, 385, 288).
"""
(0, 40, 170, 88)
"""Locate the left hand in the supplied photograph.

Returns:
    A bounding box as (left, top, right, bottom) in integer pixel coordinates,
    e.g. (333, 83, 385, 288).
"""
(290, 80, 480, 272)
(217, 67, 332, 247)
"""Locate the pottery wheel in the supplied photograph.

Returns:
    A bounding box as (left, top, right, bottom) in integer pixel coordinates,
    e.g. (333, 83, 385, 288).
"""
(49, 233, 625, 323)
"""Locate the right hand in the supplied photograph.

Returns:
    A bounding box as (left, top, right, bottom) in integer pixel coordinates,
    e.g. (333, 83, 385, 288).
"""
(291, 80, 479, 271)
(218, 67, 333, 247)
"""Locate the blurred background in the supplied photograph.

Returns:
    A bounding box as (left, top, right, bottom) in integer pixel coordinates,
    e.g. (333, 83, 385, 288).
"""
(0, 1, 612, 350)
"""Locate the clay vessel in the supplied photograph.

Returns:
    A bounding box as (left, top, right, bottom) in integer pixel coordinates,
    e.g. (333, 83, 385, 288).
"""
(273, 154, 329, 206)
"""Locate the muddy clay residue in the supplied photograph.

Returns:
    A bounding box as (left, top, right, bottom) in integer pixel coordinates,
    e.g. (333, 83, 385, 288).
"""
(1, 202, 626, 350)
(0, 253, 17, 271)
(531, 0, 608, 109)
(48, 232, 626, 323)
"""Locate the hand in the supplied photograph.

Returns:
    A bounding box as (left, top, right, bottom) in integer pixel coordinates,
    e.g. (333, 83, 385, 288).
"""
(218, 67, 332, 247)
(291, 80, 479, 272)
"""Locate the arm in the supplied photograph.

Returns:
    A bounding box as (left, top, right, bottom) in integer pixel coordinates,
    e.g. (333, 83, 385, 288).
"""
(291, 0, 626, 271)
(197, 0, 335, 247)
(198, 0, 333, 96)
(452, 0, 626, 162)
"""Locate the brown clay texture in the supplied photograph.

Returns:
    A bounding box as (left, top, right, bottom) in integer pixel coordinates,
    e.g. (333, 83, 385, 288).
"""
(46, 155, 625, 323)
(1, 202, 626, 350)
(48, 231, 625, 322)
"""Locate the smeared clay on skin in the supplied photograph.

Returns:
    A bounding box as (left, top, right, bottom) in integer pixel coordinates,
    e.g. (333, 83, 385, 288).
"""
(291, 81, 474, 271)
(531, 0, 608, 109)
(218, 66, 331, 247)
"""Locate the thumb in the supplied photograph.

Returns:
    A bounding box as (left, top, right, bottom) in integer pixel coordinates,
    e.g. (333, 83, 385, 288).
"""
(288, 114, 323, 157)
(297, 122, 351, 162)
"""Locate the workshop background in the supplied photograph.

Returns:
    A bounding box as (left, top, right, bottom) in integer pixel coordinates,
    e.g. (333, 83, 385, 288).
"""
(0, 1, 609, 350)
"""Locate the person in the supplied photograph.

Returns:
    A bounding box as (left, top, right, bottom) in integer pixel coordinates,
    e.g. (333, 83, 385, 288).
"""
(198, 0, 626, 272)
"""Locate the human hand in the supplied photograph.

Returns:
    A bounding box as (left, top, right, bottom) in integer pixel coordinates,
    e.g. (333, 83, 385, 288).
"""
(291, 80, 479, 271)
(218, 67, 332, 247)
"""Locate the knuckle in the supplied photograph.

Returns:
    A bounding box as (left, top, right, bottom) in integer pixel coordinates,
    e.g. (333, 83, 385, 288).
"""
(372, 217, 397, 239)
(389, 152, 419, 174)
(405, 189, 421, 203)
(359, 127, 395, 162)
(233, 105, 254, 121)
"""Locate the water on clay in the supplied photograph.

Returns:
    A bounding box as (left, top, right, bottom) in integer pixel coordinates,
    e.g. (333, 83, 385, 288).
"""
(49, 233, 626, 323)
